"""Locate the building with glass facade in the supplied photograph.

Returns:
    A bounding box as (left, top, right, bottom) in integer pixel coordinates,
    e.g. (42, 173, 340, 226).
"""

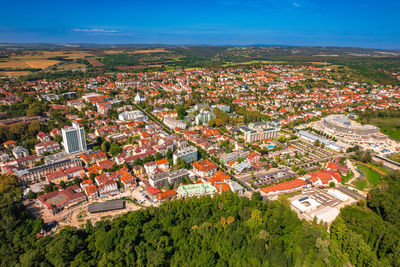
(62, 122, 87, 154)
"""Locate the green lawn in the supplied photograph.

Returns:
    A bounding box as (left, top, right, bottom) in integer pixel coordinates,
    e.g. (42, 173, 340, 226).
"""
(353, 163, 382, 191)
(369, 117, 400, 141)
(352, 163, 383, 191)
(353, 179, 367, 191)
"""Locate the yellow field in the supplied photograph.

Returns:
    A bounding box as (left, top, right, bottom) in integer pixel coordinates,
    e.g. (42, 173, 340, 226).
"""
(4, 71, 31, 77)
(0, 50, 93, 70)
(223, 60, 287, 66)
(14, 51, 93, 60)
(129, 48, 170, 54)
(0, 60, 29, 69)
(57, 63, 86, 70)
(104, 50, 124, 54)
(24, 60, 60, 69)
(40, 51, 93, 59)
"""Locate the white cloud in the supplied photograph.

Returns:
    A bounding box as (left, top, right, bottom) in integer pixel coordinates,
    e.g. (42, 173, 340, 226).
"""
(72, 28, 119, 33)
(293, 2, 300, 7)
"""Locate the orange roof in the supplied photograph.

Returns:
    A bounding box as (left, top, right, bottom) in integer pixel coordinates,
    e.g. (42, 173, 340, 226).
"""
(155, 158, 168, 165)
(193, 159, 217, 172)
(3, 140, 16, 145)
(208, 170, 230, 185)
(261, 179, 307, 194)
(85, 185, 98, 195)
(81, 179, 93, 186)
(156, 189, 177, 200)
(215, 182, 231, 192)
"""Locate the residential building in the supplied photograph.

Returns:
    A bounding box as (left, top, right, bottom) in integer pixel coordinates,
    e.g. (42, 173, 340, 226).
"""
(195, 110, 216, 125)
(12, 146, 29, 159)
(240, 122, 279, 143)
(148, 169, 190, 188)
(62, 122, 87, 154)
(193, 159, 217, 178)
(15, 158, 82, 183)
(164, 117, 187, 130)
(219, 150, 250, 164)
(80, 151, 107, 165)
(35, 141, 60, 155)
(46, 170, 68, 184)
(98, 180, 119, 197)
(173, 146, 198, 164)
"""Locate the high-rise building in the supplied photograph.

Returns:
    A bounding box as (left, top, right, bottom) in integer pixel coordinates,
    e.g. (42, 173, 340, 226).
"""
(62, 122, 87, 154)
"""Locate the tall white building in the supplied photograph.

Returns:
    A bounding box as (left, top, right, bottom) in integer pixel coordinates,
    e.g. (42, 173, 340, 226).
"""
(62, 122, 87, 154)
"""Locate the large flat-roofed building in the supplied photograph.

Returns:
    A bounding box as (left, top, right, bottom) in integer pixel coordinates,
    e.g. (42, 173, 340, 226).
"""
(173, 146, 198, 164)
(220, 150, 250, 164)
(297, 131, 343, 152)
(37, 185, 86, 214)
(322, 114, 379, 137)
(177, 182, 217, 197)
(240, 122, 280, 143)
(118, 110, 147, 121)
(62, 122, 87, 154)
(164, 117, 187, 130)
(88, 200, 125, 213)
(149, 169, 189, 188)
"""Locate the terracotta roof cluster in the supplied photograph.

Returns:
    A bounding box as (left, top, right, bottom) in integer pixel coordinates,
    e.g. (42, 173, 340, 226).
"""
(80, 151, 107, 163)
(156, 189, 176, 200)
(208, 170, 230, 185)
(46, 170, 67, 181)
(193, 159, 217, 172)
(308, 170, 342, 184)
(38, 185, 85, 210)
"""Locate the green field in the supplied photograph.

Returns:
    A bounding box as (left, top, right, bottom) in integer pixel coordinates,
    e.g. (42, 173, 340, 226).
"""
(369, 117, 400, 141)
(353, 179, 367, 191)
(352, 163, 382, 190)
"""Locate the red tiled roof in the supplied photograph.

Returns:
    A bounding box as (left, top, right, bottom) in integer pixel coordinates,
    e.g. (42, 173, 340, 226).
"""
(156, 189, 176, 200)
(146, 186, 161, 195)
(261, 179, 307, 194)
(193, 159, 217, 172)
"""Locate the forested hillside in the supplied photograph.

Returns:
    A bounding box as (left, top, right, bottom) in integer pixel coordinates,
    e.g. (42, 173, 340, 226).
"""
(1, 172, 400, 266)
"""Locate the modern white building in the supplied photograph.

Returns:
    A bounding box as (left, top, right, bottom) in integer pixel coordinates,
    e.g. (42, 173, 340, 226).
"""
(240, 122, 280, 142)
(195, 110, 216, 125)
(118, 110, 148, 121)
(164, 117, 187, 130)
(62, 122, 87, 154)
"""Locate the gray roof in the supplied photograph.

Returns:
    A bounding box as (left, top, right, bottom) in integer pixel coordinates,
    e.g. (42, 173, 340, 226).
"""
(88, 200, 125, 213)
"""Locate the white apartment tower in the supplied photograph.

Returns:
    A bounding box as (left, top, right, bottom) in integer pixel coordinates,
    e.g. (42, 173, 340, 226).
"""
(62, 122, 87, 154)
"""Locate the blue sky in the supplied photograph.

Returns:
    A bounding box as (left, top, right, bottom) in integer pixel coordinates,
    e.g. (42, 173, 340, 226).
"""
(1, 0, 399, 48)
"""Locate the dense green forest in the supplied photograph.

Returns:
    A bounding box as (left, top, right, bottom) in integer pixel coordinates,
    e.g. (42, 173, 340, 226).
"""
(1, 171, 400, 266)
